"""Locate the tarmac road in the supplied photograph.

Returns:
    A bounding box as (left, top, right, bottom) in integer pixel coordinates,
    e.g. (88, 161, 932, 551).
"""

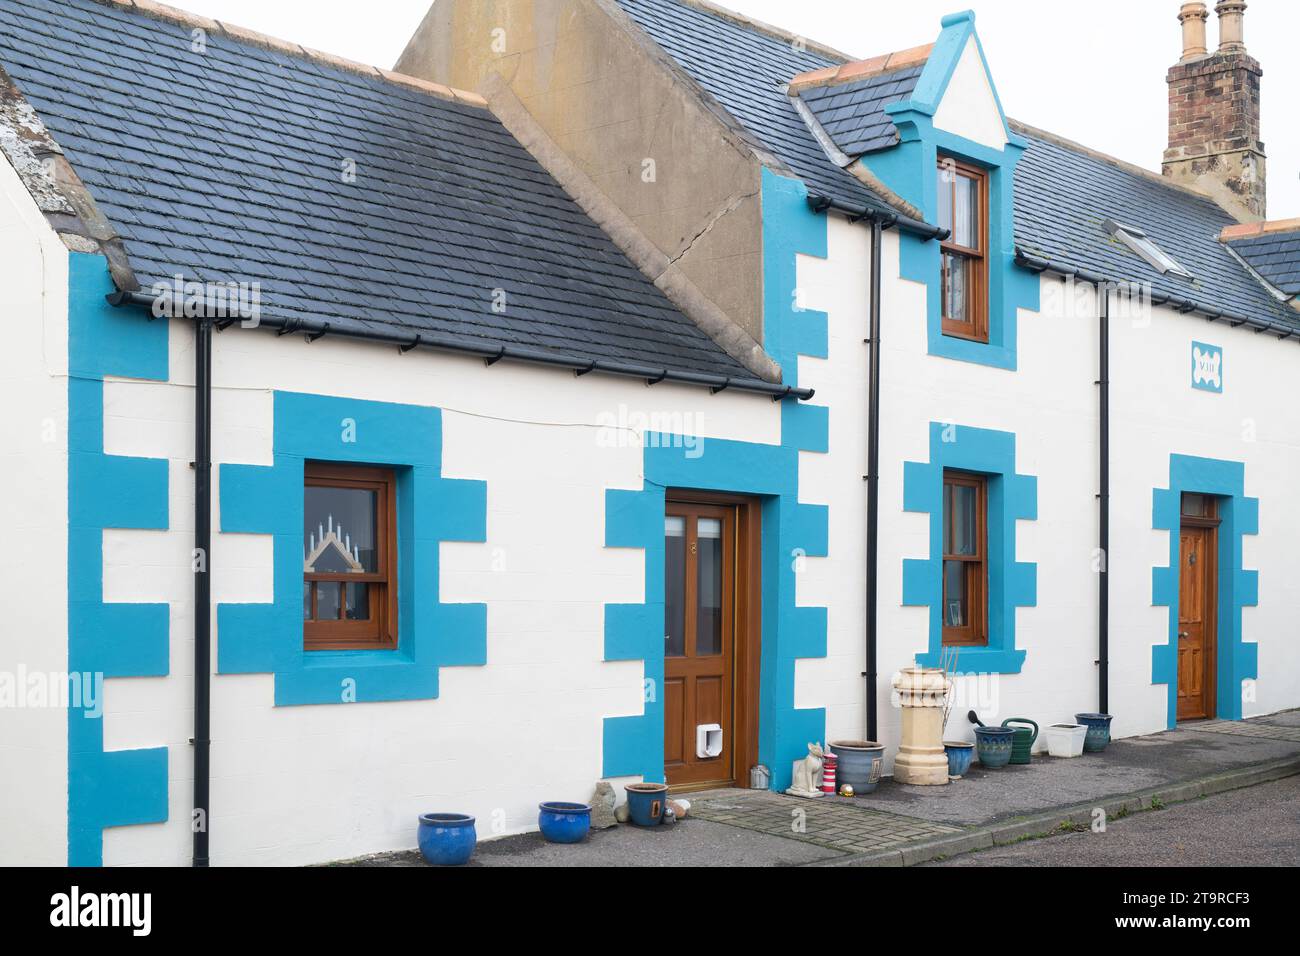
(927, 773, 1300, 866)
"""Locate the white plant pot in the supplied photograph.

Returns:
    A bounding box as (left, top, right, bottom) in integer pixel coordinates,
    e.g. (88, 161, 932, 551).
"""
(1045, 723, 1087, 758)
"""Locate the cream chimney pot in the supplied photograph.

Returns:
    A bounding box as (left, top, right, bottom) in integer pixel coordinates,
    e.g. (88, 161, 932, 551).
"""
(1216, 0, 1247, 52)
(1179, 3, 1209, 61)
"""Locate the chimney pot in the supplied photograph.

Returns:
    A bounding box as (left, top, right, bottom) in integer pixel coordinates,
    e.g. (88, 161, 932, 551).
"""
(1179, 3, 1210, 61)
(1215, 0, 1247, 52)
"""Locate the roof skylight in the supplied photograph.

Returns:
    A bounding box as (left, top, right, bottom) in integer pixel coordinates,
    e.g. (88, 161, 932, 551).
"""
(1104, 219, 1194, 279)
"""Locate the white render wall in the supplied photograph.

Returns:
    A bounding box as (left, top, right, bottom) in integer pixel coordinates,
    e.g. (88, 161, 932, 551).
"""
(1108, 292, 1300, 726)
(0, 156, 70, 865)
(799, 217, 1300, 767)
(99, 321, 792, 866)
(90, 211, 1300, 866)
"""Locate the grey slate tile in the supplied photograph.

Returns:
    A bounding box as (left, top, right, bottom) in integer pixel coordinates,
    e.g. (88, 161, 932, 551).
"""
(0, 0, 758, 382)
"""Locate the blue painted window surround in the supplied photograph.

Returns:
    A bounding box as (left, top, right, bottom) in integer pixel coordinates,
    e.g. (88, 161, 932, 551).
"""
(858, 11, 1040, 371)
(903, 423, 1037, 674)
(1151, 455, 1258, 728)
(218, 392, 487, 707)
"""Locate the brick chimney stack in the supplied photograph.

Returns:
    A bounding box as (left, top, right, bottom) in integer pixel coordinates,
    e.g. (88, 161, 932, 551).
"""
(1162, 1, 1266, 221)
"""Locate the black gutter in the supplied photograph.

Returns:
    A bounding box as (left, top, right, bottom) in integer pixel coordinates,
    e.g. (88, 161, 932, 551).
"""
(105, 291, 816, 402)
(193, 315, 212, 868)
(1014, 251, 1300, 341)
(1097, 287, 1110, 716)
(807, 194, 950, 243)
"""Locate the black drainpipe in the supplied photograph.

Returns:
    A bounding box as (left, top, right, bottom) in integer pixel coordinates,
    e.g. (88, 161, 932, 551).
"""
(865, 216, 885, 743)
(808, 194, 949, 743)
(1097, 285, 1110, 715)
(193, 315, 213, 867)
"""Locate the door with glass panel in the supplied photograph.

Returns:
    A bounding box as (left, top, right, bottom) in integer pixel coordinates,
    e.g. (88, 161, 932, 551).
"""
(664, 502, 736, 789)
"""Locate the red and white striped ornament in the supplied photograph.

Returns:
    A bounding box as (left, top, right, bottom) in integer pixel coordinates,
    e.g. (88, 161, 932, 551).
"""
(821, 753, 838, 795)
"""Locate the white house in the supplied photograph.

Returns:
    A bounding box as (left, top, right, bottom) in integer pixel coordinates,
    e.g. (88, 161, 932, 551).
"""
(1, 0, 1297, 866)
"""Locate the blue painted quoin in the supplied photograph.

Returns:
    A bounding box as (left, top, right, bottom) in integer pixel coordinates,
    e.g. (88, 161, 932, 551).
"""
(858, 10, 1040, 370)
(218, 392, 487, 706)
(1151, 454, 1259, 728)
(66, 253, 171, 865)
(601, 169, 831, 790)
(903, 422, 1038, 674)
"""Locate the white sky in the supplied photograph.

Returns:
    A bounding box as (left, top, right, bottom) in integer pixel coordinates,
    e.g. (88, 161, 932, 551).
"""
(175, 0, 1298, 218)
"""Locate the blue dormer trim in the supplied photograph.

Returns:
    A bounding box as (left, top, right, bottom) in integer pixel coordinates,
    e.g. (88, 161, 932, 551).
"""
(859, 12, 1038, 371)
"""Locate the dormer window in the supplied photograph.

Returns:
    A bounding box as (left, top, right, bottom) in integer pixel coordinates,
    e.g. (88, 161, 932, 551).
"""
(938, 157, 989, 343)
(1105, 219, 1194, 279)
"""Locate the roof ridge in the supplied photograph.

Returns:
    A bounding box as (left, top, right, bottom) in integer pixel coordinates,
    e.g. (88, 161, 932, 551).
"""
(98, 0, 487, 108)
(789, 44, 932, 95)
(1008, 118, 1232, 213)
(1221, 218, 1300, 242)
(674, 0, 856, 64)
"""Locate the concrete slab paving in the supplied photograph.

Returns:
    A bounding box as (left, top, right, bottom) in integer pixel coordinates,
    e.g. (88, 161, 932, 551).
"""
(334, 712, 1299, 867)
(342, 818, 845, 867)
(862, 724, 1300, 826)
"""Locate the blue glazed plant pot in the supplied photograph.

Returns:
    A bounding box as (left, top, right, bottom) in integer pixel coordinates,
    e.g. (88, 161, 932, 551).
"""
(974, 726, 1015, 769)
(417, 813, 477, 866)
(625, 783, 669, 827)
(944, 742, 974, 778)
(538, 802, 591, 844)
(1075, 713, 1114, 753)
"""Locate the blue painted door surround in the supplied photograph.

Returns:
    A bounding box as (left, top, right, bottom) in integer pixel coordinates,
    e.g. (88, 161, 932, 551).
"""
(1152, 455, 1258, 728)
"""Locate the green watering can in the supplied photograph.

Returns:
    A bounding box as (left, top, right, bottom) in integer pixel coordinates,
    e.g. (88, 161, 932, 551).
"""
(1001, 718, 1039, 765)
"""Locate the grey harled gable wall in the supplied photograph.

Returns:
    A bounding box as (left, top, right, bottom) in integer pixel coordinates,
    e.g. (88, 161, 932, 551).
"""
(394, 0, 769, 347)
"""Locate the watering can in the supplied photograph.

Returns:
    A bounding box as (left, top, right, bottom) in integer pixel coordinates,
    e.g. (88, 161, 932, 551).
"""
(1001, 718, 1039, 765)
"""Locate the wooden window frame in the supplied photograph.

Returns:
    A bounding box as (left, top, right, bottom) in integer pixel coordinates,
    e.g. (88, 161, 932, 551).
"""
(938, 157, 990, 344)
(303, 462, 398, 652)
(941, 470, 989, 648)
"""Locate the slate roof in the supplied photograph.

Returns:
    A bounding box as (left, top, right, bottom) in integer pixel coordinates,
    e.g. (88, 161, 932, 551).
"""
(797, 65, 924, 156)
(1013, 128, 1300, 330)
(1225, 228, 1300, 299)
(0, 0, 762, 384)
(618, 0, 1300, 333)
(615, 0, 894, 210)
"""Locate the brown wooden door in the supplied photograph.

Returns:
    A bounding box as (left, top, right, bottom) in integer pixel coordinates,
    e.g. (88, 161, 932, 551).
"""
(664, 502, 736, 789)
(1177, 521, 1218, 722)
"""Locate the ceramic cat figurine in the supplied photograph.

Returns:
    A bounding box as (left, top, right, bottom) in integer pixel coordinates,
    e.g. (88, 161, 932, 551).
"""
(785, 742, 826, 798)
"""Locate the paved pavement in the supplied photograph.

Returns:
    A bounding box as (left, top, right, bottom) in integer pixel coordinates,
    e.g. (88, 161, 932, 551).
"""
(926, 773, 1300, 867)
(863, 715, 1300, 827)
(339, 711, 1300, 867)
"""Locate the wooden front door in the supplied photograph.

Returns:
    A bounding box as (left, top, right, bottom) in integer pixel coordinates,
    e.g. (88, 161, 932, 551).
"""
(1177, 496, 1219, 722)
(664, 500, 740, 789)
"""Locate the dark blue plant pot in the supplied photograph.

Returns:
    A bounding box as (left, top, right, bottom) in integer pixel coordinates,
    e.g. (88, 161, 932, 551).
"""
(624, 783, 669, 827)
(974, 726, 1015, 769)
(1075, 713, 1114, 753)
(538, 802, 591, 844)
(418, 813, 477, 866)
(944, 742, 974, 777)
